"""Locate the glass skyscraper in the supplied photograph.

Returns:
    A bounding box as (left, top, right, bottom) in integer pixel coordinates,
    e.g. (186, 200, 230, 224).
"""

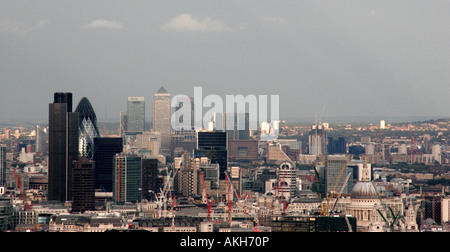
(93, 137, 123, 192)
(127, 97, 145, 133)
(113, 153, 142, 203)
(75, 97, 100, 159)
(195, 131, 228, 179)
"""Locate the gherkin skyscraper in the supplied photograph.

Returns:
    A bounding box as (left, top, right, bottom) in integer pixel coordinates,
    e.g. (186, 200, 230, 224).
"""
(75, 97, 100, 159)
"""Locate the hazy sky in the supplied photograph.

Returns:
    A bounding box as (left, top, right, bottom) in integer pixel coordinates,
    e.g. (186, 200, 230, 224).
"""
(1, 1, 450, 123)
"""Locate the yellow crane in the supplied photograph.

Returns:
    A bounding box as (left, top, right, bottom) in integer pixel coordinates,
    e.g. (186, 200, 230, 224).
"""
(322, 164, 346, 216)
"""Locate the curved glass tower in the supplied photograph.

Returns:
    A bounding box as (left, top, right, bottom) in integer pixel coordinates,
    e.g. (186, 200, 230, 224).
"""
(75, 97, 100, 159)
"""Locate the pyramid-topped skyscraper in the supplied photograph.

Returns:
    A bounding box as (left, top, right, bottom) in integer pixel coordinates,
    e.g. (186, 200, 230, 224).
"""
(152, 86, 171, 154)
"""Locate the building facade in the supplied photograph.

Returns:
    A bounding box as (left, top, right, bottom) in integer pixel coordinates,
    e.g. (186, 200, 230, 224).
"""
(113, 153, 142, 203)
(127, 97, 145, 133)
(195, 131, 228, 180)
(48, 92, 79, 202)
(75, 97, 100, 159)
(71, 158, 95, 213)
(152, 87, 172, 152)
(93, 137, 123, 192)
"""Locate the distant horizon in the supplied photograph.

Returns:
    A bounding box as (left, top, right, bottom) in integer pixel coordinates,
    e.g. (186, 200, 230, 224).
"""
(1, 114, 448, 127)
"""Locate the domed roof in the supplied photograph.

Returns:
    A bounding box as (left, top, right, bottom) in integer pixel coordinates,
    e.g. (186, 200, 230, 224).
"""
(351, 181, 379, 199)
(75, 97, 97, 122)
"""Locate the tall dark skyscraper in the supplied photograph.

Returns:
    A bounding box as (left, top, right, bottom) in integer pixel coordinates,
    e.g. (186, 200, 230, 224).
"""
(141, 158, 159, 201)
(194, 131, 227, 179)
(93, 137, 123, 192)
(328, 137, 346, 154)
(71, 158, 95, 213)
(48, 92, 79, 202)
(0, 145, 6, 187)
(75, 97, 100, 160)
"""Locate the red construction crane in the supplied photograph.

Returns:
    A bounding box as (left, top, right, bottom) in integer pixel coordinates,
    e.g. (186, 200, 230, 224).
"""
(225, 172, 260, 232)
(12, 167, 32, 211)
(200, 172, 213, 221)
(225, 175, 232, 224)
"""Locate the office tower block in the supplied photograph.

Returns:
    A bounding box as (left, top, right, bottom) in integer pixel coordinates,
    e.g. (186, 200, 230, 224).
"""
(326, 155, 352, 194)
(113, 153, 142, 203)
(199, 158, 220, 189)
(309, 124, 327, 156)
(35, 125, 47, 154)
(423, 196, 442, 224)
(127, 97, 145, 133)
(75, 97, 100, 159)
(152, 87, 172, 152)
(277, 161, 297, 200)
(141, 159, 159, 201)
(228, 139, 259, 162)
(119, 111, 127, 137)
(225, 113, 250, 140)
(170, 129, 196, 157)
(134, 131, 161, 157)
(194, 131, 227, 180)
(175, 152, 200, 197)
(0, 145, 5, 187)
(327, 137, 346, 155)
(48, 92, 79, 202)
(71, 158, 95, 213)
(93, 137, 123, 192)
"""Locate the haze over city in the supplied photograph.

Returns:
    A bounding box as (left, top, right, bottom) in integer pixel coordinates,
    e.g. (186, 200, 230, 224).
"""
(1, 1, 450, 122)
(4, 1, 450, 237)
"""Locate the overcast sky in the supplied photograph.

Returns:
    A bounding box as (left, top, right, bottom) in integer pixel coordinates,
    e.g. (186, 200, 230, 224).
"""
(1, 1, 450, 123)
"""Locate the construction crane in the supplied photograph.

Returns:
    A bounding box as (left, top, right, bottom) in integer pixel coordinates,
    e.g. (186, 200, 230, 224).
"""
(200, 172, 213, 221)
(373, 181, 405, 231)
(322, 164, 346, 216)
(225, 174, 232, 224)
(329, 173, 351, 214)
(153, 167, 173, 217)
(224, 172, 260, 232)
(12, 167, 32, 211)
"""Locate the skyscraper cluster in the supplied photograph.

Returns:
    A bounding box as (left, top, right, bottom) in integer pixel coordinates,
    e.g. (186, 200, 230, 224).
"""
(47, 87, 223, 209)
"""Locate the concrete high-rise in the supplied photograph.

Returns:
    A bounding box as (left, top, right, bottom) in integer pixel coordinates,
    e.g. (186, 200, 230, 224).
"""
(309, 124, 327, 156)
(152, 87, 172, 152)
(35, 125, 47, 154)
(127, 97, 145, 133)
(48, 92, 79, 202)
(277, 161, 297, 200)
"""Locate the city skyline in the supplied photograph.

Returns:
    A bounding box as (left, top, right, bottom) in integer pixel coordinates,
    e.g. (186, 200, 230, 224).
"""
(1, 1, 450, 122)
